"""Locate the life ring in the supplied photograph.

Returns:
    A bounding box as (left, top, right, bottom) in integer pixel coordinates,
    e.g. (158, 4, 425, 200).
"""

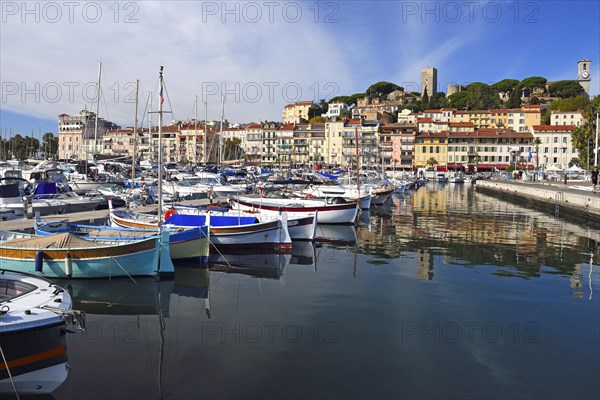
(380, 183, 387, 189)
(164, 208, 177, 222)
(305, 193, 315, 199)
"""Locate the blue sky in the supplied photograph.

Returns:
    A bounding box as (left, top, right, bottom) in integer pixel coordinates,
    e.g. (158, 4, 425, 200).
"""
(1, 1, 598, 140)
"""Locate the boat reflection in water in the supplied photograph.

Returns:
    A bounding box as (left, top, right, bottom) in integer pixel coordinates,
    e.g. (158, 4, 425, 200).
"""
(316, 224, 357, 244)
(290, 241, 317, 268)
(208, 250, 291, 279)
(56, 277, 175, 316)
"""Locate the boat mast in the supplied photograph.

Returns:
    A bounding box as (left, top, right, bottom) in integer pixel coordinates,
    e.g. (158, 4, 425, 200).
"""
(148, 91, 153, 163)
(219, 94, 224, 167)
(94, 60, 102, 159)
(130, 79, 139, 210)
(354, 126, 361, 208)
(194, 95, 198, 166)
(158, 67, 164, 232)
(204, 101, 208, 164)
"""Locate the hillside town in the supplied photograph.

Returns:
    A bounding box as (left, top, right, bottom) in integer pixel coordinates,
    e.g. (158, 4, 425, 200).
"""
(45, 60, 597, 174)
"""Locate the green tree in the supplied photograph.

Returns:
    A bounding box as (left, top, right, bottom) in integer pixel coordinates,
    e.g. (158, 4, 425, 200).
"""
(548, 80, 584, 98)
(429, 92, 449, 109)
(426, 157, 438, 169)
(505, 89, 522, 108)
(309, 116, 325, 123)
(549, 96, 591, 112)
(366, 81, 403, 98)
(422, 87, 429, 106)
(517, 76, 547, 91)
(308, 99, 328, 119)
(491, 79, 520, 93)
(42, 132, 58, 159)
(223, 138, 242, 161)
(448, 91, 472, 108)
(466, 82, 500, 109)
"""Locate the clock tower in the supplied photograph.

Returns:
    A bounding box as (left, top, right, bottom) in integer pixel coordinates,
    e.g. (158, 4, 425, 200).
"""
(577, 59, 591, 97)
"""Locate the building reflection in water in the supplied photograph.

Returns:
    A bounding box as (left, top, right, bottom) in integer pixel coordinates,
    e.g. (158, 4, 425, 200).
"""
(355, 185, 600, 295)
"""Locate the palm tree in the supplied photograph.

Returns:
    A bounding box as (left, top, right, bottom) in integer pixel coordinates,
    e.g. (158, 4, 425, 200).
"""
(426, 157, 438, 170)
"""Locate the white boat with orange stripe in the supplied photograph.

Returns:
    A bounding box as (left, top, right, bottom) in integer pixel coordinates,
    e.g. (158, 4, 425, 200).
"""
(229, 195, 359, 224)
(0, 270, 85, 395)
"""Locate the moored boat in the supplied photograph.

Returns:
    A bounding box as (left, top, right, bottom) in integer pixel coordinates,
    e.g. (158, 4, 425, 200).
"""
(0, 270, 85, 395)
(35, 216, 209, 261)
(0, 231, 174, 278)
(229, 195, 358, 224)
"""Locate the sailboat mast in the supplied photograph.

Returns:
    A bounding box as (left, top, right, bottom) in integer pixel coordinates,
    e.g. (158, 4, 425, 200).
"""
(219, 94, 224, 166)
(148, 91, 153, 162)
(354, 126, 361, 208)
(131, 79, 139, 207)
(194, 95, 198, 165)
(94, 61, 102, 158)
(158, 67, 164, 231)
(204, 101, 208, 164)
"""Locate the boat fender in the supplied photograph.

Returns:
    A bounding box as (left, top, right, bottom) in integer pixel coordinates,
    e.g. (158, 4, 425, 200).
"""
(380, 183, 387, 188)
(164, 208, 177, 222)
(35, 251, 44, 272)
(65, 252, 73, 277)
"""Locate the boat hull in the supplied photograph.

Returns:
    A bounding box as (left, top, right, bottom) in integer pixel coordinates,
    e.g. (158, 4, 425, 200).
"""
(0, 236, 169, 278)
(230, 197, 358, 224)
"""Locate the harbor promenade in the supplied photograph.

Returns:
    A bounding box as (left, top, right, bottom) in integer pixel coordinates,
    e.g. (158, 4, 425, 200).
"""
(476, 179, 600, 225)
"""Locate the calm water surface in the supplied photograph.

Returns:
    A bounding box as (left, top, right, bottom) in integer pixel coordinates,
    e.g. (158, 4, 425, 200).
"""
(52, 185, 599, 400)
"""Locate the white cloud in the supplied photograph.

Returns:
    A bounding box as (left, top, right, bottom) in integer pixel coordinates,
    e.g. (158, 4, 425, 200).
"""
(0, 1, 356, 126)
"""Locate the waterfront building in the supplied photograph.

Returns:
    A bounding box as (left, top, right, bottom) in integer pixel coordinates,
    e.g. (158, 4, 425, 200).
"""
(307, 122, 326, 165)
(324, 119, 345, 167)
(179, 123, 207, 164)
(245, 123, 263, 165)
(414, 131, 448, 169)
(221, 126, 246, 162)
(261, 122, 279, 165)
(448, 128, 534, 171)
(380, 123, 417, 170)
(531, 125, 577, 169)
(58, 110, 119, 160)
(276, 124, 294, 165)
(291, 123, 310, 166)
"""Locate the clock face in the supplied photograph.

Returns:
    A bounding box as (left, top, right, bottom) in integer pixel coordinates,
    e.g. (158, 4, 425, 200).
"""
(581, 71, 590, 79)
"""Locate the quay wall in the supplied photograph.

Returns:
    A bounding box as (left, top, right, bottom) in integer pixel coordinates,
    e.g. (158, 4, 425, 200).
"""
(476, 181, 600, 226)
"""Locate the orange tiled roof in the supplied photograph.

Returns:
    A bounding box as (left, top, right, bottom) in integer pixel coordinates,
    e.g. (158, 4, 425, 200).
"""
(532, 125, 575, 131)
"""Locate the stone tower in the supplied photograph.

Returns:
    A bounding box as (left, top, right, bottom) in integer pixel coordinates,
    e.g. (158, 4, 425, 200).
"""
(421, 67, 437, 97)
(577, 59, 591, 97)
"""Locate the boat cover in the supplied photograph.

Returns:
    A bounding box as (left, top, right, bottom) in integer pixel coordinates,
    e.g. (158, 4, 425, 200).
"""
(1, 232, 104, 249)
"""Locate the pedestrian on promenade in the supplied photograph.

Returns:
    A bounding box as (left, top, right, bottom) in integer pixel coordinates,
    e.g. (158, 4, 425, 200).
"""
(592, 166, 599, 193)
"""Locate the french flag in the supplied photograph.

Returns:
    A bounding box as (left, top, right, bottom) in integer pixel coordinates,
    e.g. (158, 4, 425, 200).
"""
(159, 87, 164, 105)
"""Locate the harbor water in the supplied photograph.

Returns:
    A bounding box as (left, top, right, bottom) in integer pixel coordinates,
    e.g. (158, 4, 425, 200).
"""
(52, 184, 599, 399)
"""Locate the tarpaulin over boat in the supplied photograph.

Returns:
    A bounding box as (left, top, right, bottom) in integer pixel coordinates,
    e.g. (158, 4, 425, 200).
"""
(1, 233, 104, 249)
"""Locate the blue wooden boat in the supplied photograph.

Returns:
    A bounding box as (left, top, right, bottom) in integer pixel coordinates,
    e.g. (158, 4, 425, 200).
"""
(0, 231, 174, 279)
(110, 208, 292, 251)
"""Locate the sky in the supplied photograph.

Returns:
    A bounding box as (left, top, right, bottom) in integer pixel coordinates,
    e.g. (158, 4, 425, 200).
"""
(1, 0, 599, 140)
